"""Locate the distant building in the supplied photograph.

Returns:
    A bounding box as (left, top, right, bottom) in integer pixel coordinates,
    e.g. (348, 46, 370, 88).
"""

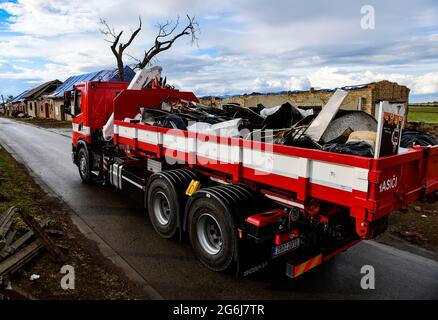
(9, 80, 62, 117)
(26, 80, 62, 118)
(200, 80, 410, 118)
(9, 90, 29, 115)
(47, 66, 135, 121)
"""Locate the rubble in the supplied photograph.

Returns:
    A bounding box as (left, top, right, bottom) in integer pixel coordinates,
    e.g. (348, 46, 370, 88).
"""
(121, 82, 435, 158)
(400, 231, 427, 245)
(320, 112, 377, 144)
(322, 141, 374, 157)
(400, 130, 438, 148)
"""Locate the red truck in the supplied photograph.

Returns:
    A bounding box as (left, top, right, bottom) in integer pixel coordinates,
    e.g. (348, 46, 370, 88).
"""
(65, 75, 438, 278)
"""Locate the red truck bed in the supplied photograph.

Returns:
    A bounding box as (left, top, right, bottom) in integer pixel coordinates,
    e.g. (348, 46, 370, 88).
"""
(111, 88, 438, 239)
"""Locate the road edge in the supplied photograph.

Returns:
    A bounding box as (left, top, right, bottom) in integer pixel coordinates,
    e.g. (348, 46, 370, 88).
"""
(0, 135, 164, 300)
(1, 117, 72, 138)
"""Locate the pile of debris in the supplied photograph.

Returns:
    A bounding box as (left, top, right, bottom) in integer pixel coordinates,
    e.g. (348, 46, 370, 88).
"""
(10, 110, 30, 118)
(0, 207, 65, 300)
(123, 88, 437, 158)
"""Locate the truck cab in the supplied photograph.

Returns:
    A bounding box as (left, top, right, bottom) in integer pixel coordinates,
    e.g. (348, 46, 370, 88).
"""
(67, 81, 129, 146)
(65, 81, 129, 181)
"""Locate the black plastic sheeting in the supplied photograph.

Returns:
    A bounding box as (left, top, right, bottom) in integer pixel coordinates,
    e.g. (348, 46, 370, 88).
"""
(262, 102, 303, 129)
(322, 141, 374, 157)
(400, 130, 438, 148)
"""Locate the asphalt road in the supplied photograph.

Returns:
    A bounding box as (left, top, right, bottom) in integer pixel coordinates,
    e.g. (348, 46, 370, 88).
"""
(1, 117, 437, 299)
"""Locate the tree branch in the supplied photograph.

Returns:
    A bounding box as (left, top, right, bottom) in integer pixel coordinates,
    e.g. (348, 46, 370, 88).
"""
(99, 16, 142, 81)
(138, 15, 199, 69)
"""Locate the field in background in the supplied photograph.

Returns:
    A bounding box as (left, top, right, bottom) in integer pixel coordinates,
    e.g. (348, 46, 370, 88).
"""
(408, 105, 438, 123)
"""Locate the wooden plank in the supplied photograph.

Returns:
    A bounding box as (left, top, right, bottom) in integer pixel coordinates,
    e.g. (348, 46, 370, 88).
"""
(17, 210, 66, 263)
(0, 219, 49, 259)
(0, 207, 18, 238)
(0, 240, 43, 278)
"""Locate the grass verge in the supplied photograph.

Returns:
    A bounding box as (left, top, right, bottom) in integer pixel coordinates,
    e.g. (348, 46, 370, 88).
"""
(0, 115, 71, 128)
(0, 144, 147, 299)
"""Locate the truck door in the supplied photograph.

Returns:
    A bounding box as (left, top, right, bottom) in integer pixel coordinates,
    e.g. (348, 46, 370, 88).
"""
(72, 87, 91, 145)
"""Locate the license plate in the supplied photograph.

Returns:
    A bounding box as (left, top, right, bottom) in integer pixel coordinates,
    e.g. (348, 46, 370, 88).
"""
(272, 238, 300, 257)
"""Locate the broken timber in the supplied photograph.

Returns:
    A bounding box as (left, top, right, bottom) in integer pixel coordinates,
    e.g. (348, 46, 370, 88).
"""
(0, 219, 49, 259)
(0, 240, 44, 284)
(17, 209, 66, 263)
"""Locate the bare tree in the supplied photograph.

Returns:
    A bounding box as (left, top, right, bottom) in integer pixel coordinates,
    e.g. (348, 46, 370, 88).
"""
(99, 17, 142, 81)
(134, 15, 199, 69)
(100, 15, 199, 79)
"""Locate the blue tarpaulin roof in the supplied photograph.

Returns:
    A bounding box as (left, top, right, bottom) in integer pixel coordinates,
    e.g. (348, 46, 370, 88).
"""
(49, 66, 135, 98)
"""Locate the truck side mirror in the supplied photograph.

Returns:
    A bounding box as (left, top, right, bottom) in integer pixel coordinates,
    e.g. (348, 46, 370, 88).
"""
(63, 91, 73, 117)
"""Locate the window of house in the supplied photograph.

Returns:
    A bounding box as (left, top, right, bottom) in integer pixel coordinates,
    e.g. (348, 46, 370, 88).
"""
(359, 97, 366, 111)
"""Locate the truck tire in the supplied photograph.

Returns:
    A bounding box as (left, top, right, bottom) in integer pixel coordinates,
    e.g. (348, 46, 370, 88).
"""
(188, 197, 236, 272)
(147, 178, 178, 239)
(77, 147, 92, 183)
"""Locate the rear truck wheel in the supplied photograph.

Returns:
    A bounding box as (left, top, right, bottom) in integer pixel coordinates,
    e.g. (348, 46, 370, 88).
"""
(147, 177, 179, 239)
(77, 147, 92, 183)
(188, 197, 236, 272)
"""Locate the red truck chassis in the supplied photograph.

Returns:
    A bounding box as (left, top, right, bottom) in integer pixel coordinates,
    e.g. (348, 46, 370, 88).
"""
(69, 81, 438, 278)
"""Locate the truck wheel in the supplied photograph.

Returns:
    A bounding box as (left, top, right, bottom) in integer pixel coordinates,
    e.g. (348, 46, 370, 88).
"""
(77, 147, 92, 183)
(188, 197, 235, 271)
(147, 178, 178, 239)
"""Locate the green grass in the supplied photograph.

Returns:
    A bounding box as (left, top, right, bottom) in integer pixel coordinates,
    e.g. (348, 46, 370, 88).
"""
(408, 106, 438, 123)
(0, 146, 45, 217)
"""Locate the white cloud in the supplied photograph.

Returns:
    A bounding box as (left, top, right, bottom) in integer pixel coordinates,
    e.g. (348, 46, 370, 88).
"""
(307, 67, 438, 95)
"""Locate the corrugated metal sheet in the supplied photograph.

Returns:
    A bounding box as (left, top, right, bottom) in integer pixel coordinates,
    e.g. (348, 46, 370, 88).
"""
(49, 66, 135, 98)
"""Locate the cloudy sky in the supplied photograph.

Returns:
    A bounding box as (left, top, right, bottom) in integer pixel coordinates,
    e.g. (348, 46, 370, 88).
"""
(0, 0, 438, 101)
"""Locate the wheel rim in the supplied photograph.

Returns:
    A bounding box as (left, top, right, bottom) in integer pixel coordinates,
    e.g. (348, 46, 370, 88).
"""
(79, 154, 87, 177)
(196, 213, 223, 255)
(153, 191, 171, 226)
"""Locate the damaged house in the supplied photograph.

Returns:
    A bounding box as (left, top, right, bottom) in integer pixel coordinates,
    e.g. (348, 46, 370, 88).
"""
(200, 80, 410, 119)
(8, 80, 62, 118)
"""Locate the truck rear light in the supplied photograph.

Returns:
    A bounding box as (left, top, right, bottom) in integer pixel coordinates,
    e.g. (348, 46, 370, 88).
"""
(245, 209, 289, 239)
(246, 209, 288, 227)
(274, 229, 299, 246)
(306, 199, 321, 215)
(306, 199, 320, 215)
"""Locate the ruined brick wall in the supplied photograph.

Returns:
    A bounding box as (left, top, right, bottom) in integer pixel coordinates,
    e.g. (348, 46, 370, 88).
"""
(199, 81, 409, 117)
(369, 80, 410, 116)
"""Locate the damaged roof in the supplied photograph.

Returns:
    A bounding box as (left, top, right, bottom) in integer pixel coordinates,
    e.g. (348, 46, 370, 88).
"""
(10, 80, 62, 103)
(23, 80, 62, 99)
(49, 65, 135, 98)
(10, 90, 30, 103)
